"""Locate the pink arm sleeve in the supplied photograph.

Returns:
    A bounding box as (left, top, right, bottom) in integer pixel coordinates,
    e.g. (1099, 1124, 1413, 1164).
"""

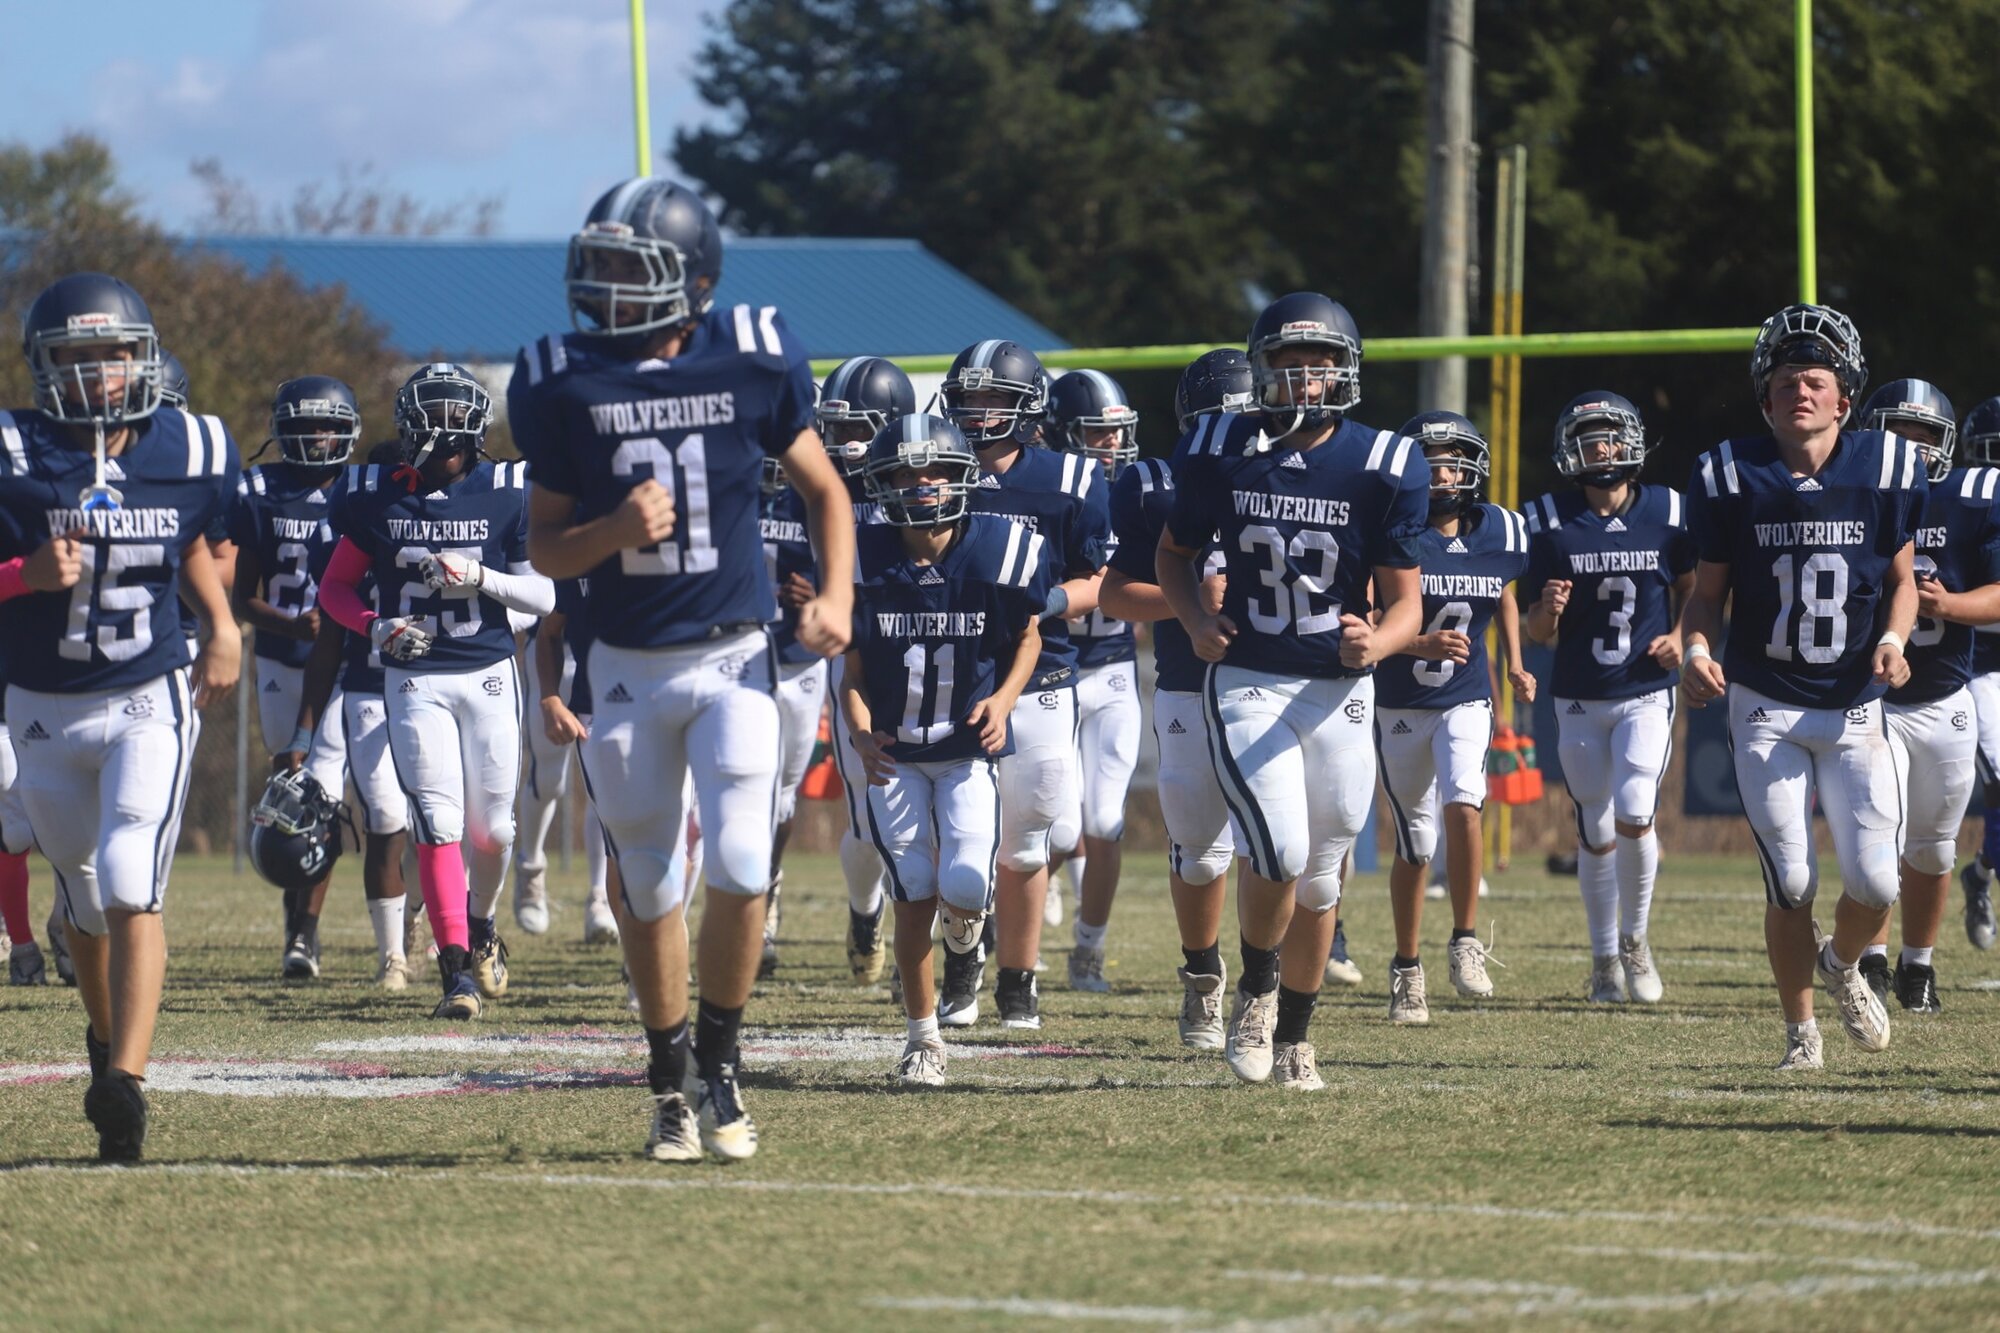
(0, 558, 29, 604)
(318, 538, 378, 634)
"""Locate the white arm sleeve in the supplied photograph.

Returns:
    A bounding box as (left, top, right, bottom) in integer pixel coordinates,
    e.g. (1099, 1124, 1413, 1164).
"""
(479, 562, 557, 616)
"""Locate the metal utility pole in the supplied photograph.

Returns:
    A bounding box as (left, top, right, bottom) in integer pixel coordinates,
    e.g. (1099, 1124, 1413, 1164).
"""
(1417, 0, 1475, 413)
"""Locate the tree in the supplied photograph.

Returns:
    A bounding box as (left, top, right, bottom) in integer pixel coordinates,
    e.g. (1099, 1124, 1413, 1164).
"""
(189, 158, 504, 237)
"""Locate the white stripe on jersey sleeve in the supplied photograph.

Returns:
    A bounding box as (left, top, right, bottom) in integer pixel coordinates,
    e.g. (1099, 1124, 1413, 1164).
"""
(1699, 452, 1718, 497)
(758, 307, 781, 356)
(1059, 451, 1078, 496)
(202, 416, 228, 475)
(363, 465, 380, 493)
(1075, 459, 1094, 498)
(179, 410, 205, 478)
(1718, 441, 1739, 494)
(0, 412, 23, 476)
(1364, 430, 1391, 471)
(733, 305, 756, 353)
(523, 339, 544, 387)
(1018, 532, 1046, 587)
(999, 519, 1025, 585)
(1387, 433, 1414, 479)
(1984, 469, 2000, 502)
(1880, 434, 1898, 489)
(1901, 436, 1919, 490)
(1667, 488, 1683, 528)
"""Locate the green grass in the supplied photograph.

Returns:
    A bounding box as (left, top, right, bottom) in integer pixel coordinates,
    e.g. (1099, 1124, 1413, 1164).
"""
(4, 850, 1999, 1331)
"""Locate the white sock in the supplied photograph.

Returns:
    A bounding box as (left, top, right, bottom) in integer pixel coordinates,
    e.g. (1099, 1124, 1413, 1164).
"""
(1074, 919, 1107, 952)
(1900, 945, 1934, 968)
(1614, 830, 1657, 938)
(1787, 1018, 1819, 1041)
(368, 895, 407, 962)
(586, 809, 608, 903)
(1861, 943, 1889, 960)
(1822, 940, 1855, 972)
(1578, 848, 1618, 959)
(840, 832, 886, 916)
(907, 1013, 940, 1044)
(1063, 855, 1086, 903)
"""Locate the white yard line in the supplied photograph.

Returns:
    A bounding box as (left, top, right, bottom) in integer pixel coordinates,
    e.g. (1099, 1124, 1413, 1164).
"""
(870, 1296, 1205, 1324)
(1561, 1245, 1920, 1274)
(1226, 1271, 1581, 1299)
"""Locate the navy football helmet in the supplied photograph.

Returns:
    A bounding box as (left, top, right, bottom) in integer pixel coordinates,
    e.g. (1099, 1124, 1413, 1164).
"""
(1248, 292, 1362, 435)
(271, 375, 361, 469)
(1751, 303, 1867, 419)
(248, 770, 345, 893)
(1174, 348, 1254, 431)
(1961, 398, 2000, 468)
(395, 363, 490, 470)
(22, 272, 164, 426)
(1862, 379, 1957, 482)
(567, 177, 722, 339)
(940, 340, 1048, 447)
(1047, 369, 1139, 474)
(158, 349, 191, 410)
(759, 457, 788, 494)
(863, 414, 979, 528)
(1402, 411, 1489, 517)
(817, 356, 917, 476)
(1553, 390, 1648, 487)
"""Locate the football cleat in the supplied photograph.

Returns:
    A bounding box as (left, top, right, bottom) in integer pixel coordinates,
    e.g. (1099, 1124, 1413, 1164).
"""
(686, 1064, 758, 1161)
(1042, 883, 1064, 927)
(996, 970, 1042, 1030)
(1962, 861, 1996, 950)
(1324, 920, 1362, 987)
(433, 974, 482, 1021)
(376, 954, 411, 992)
(85, 1025, 109, 1081)
(10, 940, 48, 986)
(645, 1092, 703, 1163)
(513, 862, 550, 936)
(583, 897, 621, 945)
(281, 931, 320, 981)
(46, 912, 75, 986)
(758, 927, 779, 980)
(846, 905, 886, 985)
(939, 943, 984, 1028)
(1225, 987, 1279, 1083)
(1176, 967, 1226, 1050)
(1857, 952, 1891, 1005)
(1066, 944, 1110, 994)
(1775, 1025, 1824, 1072)
(471, 928, 510, 999)
(1618, 933, 1663, 1004)
(1816, 939, 1890, 1052)
(1588, 955, 1626, 1004)
(1272, 1041, 1325, 1092)
(1891, 960, 1941, 1014)
(758, 881, 782, 980)
(896, 1036, 948, 1088)
(1388, 963, 1430, 1025)
(402, 899, 428, 963)
(83, 1070, 147, 1163)
(1447, 935, 1496, 998)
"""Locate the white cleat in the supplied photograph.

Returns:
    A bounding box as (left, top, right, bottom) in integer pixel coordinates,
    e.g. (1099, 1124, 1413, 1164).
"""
(513, 863, 550, 936)
(1043, 885, 1064, 927)
(1389, 963, 1430, 1025)
(1323, 953, 1363, 988)
(645, 1091, 702, 1162)
(1067, 944, 1110, 994)
(1619, 932, 1663, 1004)
(1816, 941, 1890, 1052)
(1177, 968, 1226, 1050)
(685, 1065, 758, 1162)
(1775, 1025, 1824, 1072)
(583, 898, 620, 945)
(1225, 987, 1279, 1084)
(1588, 954, 1626, 1004)
(896, 1037, 948, 1087)
(1447, 935, 1495, 998)
(376, 954, 411, 992)
(1272, 1041, 1325, 1091)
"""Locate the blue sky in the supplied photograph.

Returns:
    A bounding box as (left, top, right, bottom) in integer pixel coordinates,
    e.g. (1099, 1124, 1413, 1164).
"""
(2, 0, 730, 237)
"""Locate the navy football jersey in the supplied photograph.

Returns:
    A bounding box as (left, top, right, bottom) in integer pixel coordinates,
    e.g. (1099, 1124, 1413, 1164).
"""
(852, 513, 1051, 764)
(969, 445, 1112, 686)
(1892, 466, 2000, 705)
(761, 486, 819, 666)
(1108, 450, 1223, 694)
(228, 463, 340, 669)
(338, 567, 387, 695)
(1522, 484, 1698, 701)
(1165, 413, 1431, 679)
(1378, 504, 1530, 710)
(330, 459, 532, 675)
(508, 305, 815, 650)
(1071, 518, 1137, 670)
(0, 407, 238, 694)
(553, 576, 596, 713)
(1687, 431, 1926, 708)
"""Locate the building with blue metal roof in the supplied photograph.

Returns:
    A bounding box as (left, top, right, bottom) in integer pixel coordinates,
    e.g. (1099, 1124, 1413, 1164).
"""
(187, 235, 1067, 364)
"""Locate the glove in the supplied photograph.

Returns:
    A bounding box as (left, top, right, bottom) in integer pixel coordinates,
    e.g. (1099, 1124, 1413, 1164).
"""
(420, 551, 483, 592)
(371, 616, 435, 662)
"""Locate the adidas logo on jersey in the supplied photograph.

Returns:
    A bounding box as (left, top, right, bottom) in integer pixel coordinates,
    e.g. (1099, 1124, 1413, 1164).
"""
(1565, 700, 1586, 715)
(605, 683, 634, 704)
(976, 474, 1002, 489)
(1796, 477, 1822, 492)
(918, 567, 944, 585)
(1167, 719, 1187, 735)
(1446, 538, 1468, 554)
(19, 720, 49, 741)
(1279, 452, 1308, 469)
(1605, 517, 1626, 532)
(1746, 706, 1770, 723)
(264, 679, 281, 692)
(1390, 719, 1413, 735)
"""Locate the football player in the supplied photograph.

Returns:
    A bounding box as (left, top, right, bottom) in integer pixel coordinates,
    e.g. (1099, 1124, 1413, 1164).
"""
(944, 340, 1113, 1030)
(0, 272, 241, 1161)
(1682, 304, 1922, 1070)
(1857, 380, 2000, 1011)
(843, 414, 1048, 1085)
(817, 355, 914, 984)
(1045, 369, 1142, 992)
(519, 581, 618, 944)
(1099, 349, 1247, 1049)
(320, 364, 553, 1020)
(513, 178, 853, 1163)
(757, 454, 827, 978)
(1956, 396, 2000, 952)
(1159, 292, 1429, 1090)
(1523, 391, 1696, 1004)
(1375, 413, 1532, 1023)
(230, 376, 358, 980)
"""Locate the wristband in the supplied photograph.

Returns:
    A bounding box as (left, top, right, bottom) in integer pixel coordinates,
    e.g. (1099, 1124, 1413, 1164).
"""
(0, 557, 28, 604)
(1042, 586, 1070, 620)
(1877, 631, 1905, 653)
(1685, 642, 1711, 662)
(286, 726, 314, 755)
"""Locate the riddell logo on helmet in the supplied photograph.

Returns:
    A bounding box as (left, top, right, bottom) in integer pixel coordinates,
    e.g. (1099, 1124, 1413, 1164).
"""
(66, 313, 115, 331)
(1280, 321, 1327, 335)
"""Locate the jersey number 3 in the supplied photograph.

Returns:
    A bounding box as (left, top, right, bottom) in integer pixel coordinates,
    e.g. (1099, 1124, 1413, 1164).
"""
(615, 435, 718, 575)
(1240, 525, 1340, 635)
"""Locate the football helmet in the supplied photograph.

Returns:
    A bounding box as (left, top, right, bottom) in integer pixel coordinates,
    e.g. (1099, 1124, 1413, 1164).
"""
(1402, 410, 1489, 518)
(760, 456, 788, 494)
(248, 770, 346, 893)
(396, 363, 490, 470)
(1553, 390, 1648, 487)
(863, 413, 979, 528)
(22, 272, 164, 426)
(566, 177, 722, 339)
(1248, 292, 1363, 435)
(940, 340, 1048, 447)
(817, 356, 916, 475)
(271, 375, 361, 469)
(1751, 303, 1867, 418)
(1175, 348, 1254, 431)
(1861, 379, 1957, 482)
(1047, 369, 1138, 474)
(158, 349, 191, 410)
(1961, 397, 2000, 468)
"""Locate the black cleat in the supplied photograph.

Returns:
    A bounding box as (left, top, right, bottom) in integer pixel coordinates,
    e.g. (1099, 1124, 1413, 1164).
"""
(84, 1026, 109, 1081)
(995, 968, 1041, 1031)
(1857, 952, 1892, 1005)
(939, 944, 983, 1028)
(1891, 960, 1941, 1014)
(83, 1069, 147, 1163)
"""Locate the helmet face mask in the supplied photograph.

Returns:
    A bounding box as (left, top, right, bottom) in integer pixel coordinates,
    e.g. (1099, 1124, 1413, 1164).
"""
(817, 357, 917, 476)
(1861, 379, 1957, 482)
(272, 376, 361, 470)
(24, 274, 165, 427)
(863, 414, 979, 528)
(1751, 303, 1867, 424)
(940, 341, 1047, 448)
(1961, 397, 2000, 468)
(1049, 369, 1139, 475)
(1401, 412, 1488, 519)
(1248, 294, 1364, 437)
(566, 179, 721, 341)
(759, 456, 788, 494)
(396, 364, 490, 472)
(1553, 392, 1647, 487)
(248, 770, 345, 893)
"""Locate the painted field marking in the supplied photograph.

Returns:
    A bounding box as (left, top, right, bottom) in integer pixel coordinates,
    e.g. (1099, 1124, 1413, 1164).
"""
(312, 1029, 1094, 1064)
(870, 1296, 1203, 1324)
(1561, 1245, 1920, 1275)
(1225, 1271, 1581, 1299)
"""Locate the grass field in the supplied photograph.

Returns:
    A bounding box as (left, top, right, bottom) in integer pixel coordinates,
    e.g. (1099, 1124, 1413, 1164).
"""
(3, 848, 1999, 1330)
